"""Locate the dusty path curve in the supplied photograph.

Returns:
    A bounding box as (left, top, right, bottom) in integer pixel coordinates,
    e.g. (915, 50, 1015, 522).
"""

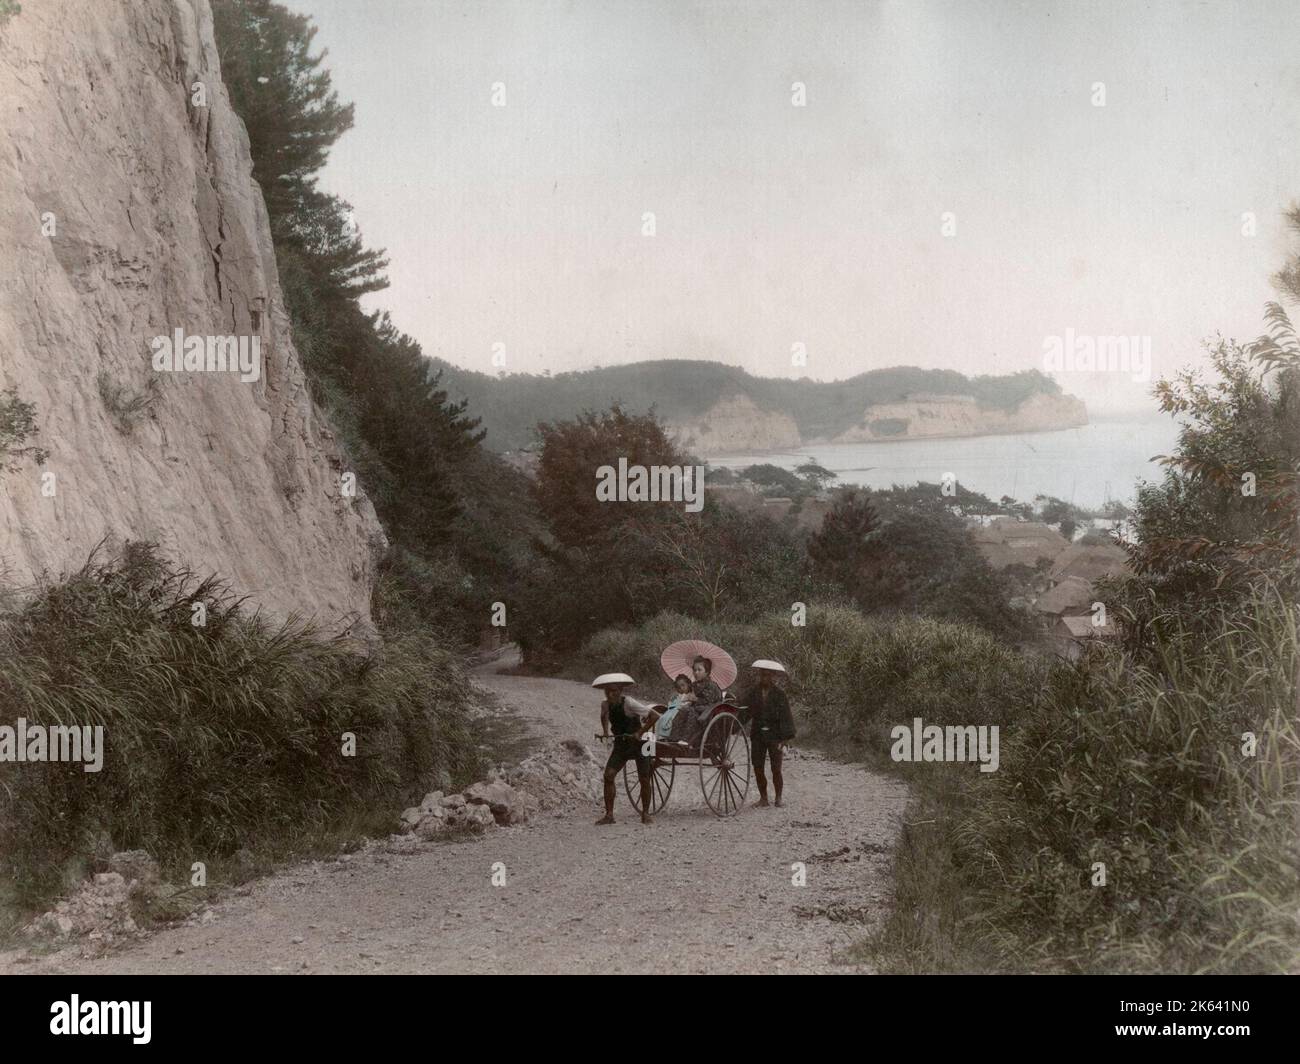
(7, 653, 908, 974)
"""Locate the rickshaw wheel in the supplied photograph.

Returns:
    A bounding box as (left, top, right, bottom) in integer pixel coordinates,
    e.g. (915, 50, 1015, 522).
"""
(623, 756, 675, 814)
(700, 712, 749, 817)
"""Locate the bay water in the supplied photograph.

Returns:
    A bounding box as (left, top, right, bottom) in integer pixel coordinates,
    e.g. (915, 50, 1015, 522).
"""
(705, 415, 1182, 510)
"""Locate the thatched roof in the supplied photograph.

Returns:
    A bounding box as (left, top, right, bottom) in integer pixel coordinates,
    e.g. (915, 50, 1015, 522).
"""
(974, 518, 1070, 569)
(1035, 575, 1093, 615)
(1049, 542, 1129, 584)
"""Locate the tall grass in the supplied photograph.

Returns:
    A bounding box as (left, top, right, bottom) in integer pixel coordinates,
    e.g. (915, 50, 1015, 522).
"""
(0, 543, 485, 910)
(875, 586, 1299, 973)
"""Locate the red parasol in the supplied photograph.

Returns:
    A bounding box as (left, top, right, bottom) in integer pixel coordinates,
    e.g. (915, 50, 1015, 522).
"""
(660, 639, 738, 691)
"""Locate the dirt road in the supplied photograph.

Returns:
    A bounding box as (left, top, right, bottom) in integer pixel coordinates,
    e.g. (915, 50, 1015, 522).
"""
(6, 655, 908, 974)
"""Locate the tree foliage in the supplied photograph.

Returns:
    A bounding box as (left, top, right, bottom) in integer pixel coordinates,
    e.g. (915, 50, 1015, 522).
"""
(213, 0, 355, 223)
(213, 0, 531, 640)
(809, 487, 1031, 640)
(533, 405, 685, 550)
(515, 406, 810, 663)
(1114, 336, 1299, 616)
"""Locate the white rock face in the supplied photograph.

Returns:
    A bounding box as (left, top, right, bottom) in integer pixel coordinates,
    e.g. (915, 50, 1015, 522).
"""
(668, 389, 1087, 456)
(0, 0, 384, 628)
(667, 394, 802, 453)
(831, 391, 1088, 443)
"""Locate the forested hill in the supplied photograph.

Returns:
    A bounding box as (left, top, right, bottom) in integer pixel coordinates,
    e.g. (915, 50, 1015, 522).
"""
(429, 360, 1067, 451)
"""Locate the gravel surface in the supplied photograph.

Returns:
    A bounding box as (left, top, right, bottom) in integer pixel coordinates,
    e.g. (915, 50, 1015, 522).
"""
(4, 654, 907, 975)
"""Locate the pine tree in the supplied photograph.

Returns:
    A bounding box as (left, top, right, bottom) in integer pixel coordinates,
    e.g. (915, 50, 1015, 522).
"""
(213, 0, 489, 558)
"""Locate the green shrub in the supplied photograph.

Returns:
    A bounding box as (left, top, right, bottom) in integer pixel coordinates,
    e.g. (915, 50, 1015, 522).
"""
(0, 544, 485, 908)
(372, 544, 477, 648)
(569, 603, 1043, 759)
(876, 586, 1299, 973)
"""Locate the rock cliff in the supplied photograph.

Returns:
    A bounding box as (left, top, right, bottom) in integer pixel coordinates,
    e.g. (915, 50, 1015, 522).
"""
(0, 0, 384, 628)
(829, 392, 1088, 444)
(667, 394, 802, 452)
(669, 389, 1089, 456)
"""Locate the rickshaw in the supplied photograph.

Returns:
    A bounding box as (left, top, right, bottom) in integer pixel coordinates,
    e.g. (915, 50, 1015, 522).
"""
(623, 698, 751, 818)
(593, 640, 755, 817)
(596, 696, 750, 817)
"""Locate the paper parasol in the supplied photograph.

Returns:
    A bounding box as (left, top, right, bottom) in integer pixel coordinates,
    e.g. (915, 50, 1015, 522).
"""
(660, 639, 737, 690)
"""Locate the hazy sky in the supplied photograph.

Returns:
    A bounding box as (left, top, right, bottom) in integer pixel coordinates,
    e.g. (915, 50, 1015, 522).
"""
(278, 0, 1300, 414)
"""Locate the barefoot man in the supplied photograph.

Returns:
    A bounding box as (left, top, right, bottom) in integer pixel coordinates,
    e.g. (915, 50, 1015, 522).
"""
(593, 673, 654, 825)
(743, 660, 796, 808)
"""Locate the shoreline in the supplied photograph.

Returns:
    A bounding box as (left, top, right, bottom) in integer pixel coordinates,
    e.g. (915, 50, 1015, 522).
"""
(692, 414, 1178, 510)
(697, 419, 1097, 461)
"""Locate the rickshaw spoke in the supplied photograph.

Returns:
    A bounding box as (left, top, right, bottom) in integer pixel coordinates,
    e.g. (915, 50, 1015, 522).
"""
(700, 711, 749, 816)
(653, 769, 669, 811)
(704, 767, 723, 810)
(723, 770, 742, 811)
(721, 770, 738, 809)
(661, 761, 677, 812)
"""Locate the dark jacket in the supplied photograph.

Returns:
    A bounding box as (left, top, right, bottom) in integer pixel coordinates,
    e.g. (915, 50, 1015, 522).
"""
(603, 698, 643, 743)
(743, 684, 796, 743)
(689, 678, 724, 724)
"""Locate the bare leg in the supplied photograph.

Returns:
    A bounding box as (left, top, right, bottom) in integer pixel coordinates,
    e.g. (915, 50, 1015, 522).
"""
(597, 766, 617, 824)
(753, 738, 769, 805)
(639, 772, 653, 824)
(771, 746, 785, 806)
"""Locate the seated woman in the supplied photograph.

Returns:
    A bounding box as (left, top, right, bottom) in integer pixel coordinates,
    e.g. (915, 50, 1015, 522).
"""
(669, 656, 725, 744)
(655, 674, 694, 739)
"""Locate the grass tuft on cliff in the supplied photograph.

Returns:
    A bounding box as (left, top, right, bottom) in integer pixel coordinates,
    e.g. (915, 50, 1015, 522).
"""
(0, 543, 486, 914)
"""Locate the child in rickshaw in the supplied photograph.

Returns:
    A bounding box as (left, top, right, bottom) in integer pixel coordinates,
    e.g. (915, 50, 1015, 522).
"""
(654, 673, 694, 739)
(668, 656, 725, 745)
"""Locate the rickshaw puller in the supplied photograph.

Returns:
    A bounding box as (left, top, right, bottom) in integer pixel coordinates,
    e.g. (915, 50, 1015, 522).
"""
(592, 674, 653, 825)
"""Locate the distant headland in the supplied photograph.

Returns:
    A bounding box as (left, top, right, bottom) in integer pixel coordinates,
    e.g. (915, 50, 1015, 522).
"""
(430, 359, 1088, 454)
